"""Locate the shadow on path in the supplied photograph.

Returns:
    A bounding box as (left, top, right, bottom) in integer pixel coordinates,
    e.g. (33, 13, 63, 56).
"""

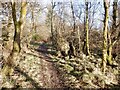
(33, 42, 64, 88)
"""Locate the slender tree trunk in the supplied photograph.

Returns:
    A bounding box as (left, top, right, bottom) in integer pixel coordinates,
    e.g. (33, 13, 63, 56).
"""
(102, 0, 109, 73)
(83, 15, 86, 53)
(108, 31, 112, 65)
(70, 0, 76, 56)
(108, 0, 118, 64)
(85, 1, 90, 55)
(51, 0, 55, 48)
(51, 4, 53, 38)
(70, 0, 75, 33)
(12, 1, 20, 53)
(77, 25, 81, 54)
(31, 6, 36, 33)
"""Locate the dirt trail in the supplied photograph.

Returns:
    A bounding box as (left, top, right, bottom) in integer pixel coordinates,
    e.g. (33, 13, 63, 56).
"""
(1, 42, 64, 88)
(36, 43, 64, 88)
(39, 56, 63, 88)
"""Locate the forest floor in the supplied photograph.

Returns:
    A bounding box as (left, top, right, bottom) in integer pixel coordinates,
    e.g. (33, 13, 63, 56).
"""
(1, 41, 120, 89)
(1, 41, 64, 88)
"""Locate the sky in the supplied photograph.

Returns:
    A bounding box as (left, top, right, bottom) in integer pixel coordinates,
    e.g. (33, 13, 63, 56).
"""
(41, 0, 118, 4)
(0, 0, 119, 3)
(1, 0, 120, 28)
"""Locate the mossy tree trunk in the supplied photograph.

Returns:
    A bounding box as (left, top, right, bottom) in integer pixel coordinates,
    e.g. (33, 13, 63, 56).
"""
(108, 31, 112, 65)
(12, 1, 20, 53)
(102, 0, 109, 73)
(51, 0, 56, 48)
(2, 0, 27, 78)
(19, 0, 27, 50)
(19, 0, 27, 41)
(12, 0, 27, 53)
(108, 0, 118, 65)
(85, 1, 90, 55)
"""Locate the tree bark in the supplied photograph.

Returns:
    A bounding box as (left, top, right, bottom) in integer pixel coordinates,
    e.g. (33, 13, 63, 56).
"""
(19, 0, 27, 39)
(51, 0, 56, 48)
(102, 0, 109, 73)
(31, 4, 36, 33)
(108, 0, 118, 65)
(2, 0, 27, 78)
(70, 0, 75, 33)
(77, 25, 81, 53)
(11, 1, 20, 53)
(85, 1, 90, 55)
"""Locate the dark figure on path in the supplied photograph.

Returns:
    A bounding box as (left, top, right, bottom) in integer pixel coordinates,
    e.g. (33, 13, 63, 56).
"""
(68, 42, 76, 59)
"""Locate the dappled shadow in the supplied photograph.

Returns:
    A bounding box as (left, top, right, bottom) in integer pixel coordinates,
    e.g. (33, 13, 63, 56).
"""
(1, 65, 40, 89)
(37, 43, 56, 55)
(32, 42, 65, 88)
(35, 48, 56, 56)
(31, 41, 57, 56)
(32, 42, 58, 63)
(26, 51, 56, 63)
(28, 41, 68, 88)
(14, 66, 40, 89)
(105, 84, 120, 89)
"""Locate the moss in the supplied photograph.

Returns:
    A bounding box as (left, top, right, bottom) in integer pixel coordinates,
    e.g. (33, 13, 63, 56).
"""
(32, 34, 42, 42)
(70, 70, 83, 77)
(2, 65, 14, 79)
(63, 64, 74, 73)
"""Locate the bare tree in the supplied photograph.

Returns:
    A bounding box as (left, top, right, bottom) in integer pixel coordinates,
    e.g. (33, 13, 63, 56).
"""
(85, 0, 90, 55)
(102, 0, 109, 73)
(50, 0, 56, 48)
(2, 0, 27, 78)
(31, 3, 36, 33)
(107, 0, 120, 65)
(70, 0, 75, 32)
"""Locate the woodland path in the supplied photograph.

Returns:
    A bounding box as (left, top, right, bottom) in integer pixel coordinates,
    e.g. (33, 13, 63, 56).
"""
(1, 42, 64, 88)
(35, 42, 64, 88)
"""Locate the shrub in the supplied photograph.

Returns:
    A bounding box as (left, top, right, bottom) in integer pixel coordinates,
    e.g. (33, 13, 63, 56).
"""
(32, 34, 42, 42)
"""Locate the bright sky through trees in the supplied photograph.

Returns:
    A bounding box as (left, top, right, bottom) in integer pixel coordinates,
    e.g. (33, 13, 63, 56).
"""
(40, 0, 119, 28)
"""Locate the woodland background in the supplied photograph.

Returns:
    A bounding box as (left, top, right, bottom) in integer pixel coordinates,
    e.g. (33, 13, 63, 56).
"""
(0, 0, 120, 89)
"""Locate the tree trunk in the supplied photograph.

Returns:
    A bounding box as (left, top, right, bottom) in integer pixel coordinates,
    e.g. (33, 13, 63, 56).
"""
(12, 1, 20, 53)
(85, 1, 90, 55)
(19, 1, 27, 39)
(51, 0, 55, 48)
(107, 31, 112, 65)
(19, 1, 27, 50)
(77, 25, 81, 54)
(70, 0, 77, 56)
(102, 0, 109, 73)
(2, 1, 27, 78)
(108, 0, 118, 65)
(2, 1, 19, 79)
(31, 5, 36, 33)
(70, 0, 75, 33)
(83, 15, 86, 53)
